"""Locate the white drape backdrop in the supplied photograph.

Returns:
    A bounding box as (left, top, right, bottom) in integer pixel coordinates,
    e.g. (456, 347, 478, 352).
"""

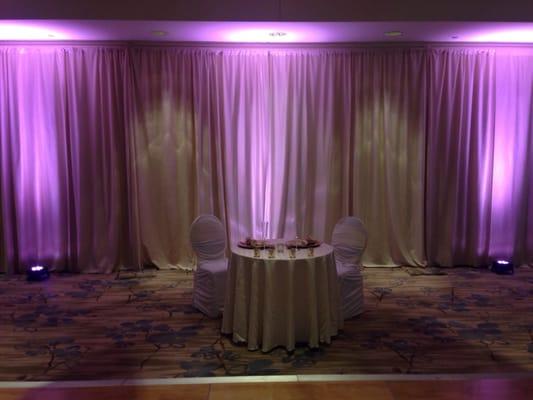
(266, 50, 427, 266)
(1, 45, 532, 272)
(126, 48, 428, 268)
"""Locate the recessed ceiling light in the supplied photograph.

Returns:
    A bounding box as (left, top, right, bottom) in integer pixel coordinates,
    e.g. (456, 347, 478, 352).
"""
(151, 30, 167, 37)
(268, 32, 287, 37)
(384, 31, 403, 37)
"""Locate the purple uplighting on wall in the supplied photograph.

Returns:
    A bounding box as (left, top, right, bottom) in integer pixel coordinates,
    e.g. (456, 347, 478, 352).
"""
(487, 53, 533, 259)
(12, 50, 64, 266)
(0, 38, 532, 272)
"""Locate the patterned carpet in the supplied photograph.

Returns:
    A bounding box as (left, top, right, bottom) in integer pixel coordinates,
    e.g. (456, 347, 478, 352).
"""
(0, 266, 532, 381)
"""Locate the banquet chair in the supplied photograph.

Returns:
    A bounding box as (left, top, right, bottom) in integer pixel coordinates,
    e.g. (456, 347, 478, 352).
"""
(332, 216, 367, 320)
(189, 215, 228, 318)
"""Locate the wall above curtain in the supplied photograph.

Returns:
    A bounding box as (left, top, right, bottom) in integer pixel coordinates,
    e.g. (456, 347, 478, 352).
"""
(2, 0, 533, 22)
(0, 44, 532, 273)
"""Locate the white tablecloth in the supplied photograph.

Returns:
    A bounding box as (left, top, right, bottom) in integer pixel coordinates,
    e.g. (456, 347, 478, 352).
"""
(222, 244, 343, 352)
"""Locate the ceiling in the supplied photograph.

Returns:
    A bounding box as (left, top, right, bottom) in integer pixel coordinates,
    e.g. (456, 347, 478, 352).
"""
(0, 20, 533, 43)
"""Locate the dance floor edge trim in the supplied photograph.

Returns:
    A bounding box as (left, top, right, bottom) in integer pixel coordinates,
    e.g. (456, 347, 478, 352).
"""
(0, 373, 532, 388)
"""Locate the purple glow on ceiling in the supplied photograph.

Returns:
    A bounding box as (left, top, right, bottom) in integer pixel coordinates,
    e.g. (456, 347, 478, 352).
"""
(0, 20, 532, 43)
(0, 21, 70, 40)
(215, 23, 328, 43)
(471, 28, 533, 43)
(225, 28, 299, 43)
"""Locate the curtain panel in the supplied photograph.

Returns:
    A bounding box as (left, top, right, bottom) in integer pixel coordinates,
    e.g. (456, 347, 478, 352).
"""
(426, 48, 533, 266)
(0, 45, 532, 273)
(0, 47, 130, 273)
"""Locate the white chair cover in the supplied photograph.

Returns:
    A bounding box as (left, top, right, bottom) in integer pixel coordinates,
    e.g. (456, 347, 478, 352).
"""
(190, 215, 228, 318)
(332, 216, 367, 319)
(190, 215, 226, 261)
(331, 217, 367, 265)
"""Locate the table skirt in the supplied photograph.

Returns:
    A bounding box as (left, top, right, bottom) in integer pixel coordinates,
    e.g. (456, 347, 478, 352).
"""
(222, 245, 343, 352)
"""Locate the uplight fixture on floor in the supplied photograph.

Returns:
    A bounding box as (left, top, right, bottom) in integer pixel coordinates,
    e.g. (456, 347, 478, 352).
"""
(27, 265, 50, 281)
(491, 259, 514, 275)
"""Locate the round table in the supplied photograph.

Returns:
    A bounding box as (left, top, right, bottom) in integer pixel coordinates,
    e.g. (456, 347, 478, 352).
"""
(222, 243, 343, 352)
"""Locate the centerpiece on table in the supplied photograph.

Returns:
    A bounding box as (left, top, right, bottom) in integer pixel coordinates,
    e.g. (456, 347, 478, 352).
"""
(285, 236, 321, 249)
(238, 237, 275, 249)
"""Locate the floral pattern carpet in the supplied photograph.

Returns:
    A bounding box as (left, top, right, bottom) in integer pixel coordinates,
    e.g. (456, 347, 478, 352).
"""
(0, 267, 532, 381)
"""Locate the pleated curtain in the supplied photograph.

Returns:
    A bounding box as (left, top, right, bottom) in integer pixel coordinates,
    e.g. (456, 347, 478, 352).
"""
(426, 48, 533, 266)
(0, 45, 531, 272)
(0, 47, 130, 273)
